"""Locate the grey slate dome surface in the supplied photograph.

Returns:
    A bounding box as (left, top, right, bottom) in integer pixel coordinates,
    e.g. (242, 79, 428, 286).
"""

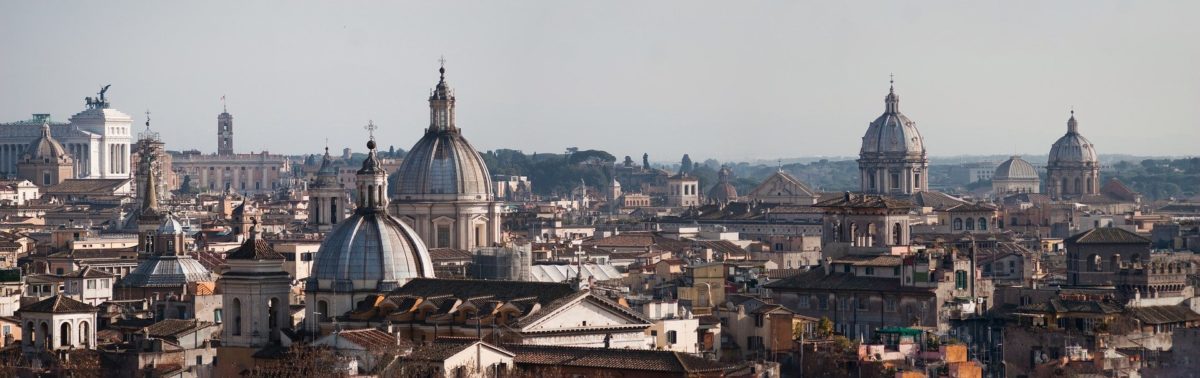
(310, 135, 434, 292)
(120, 256, 214, 288)
(994, 156, 1038, 180)
(860, 86, 925, 156)
(121, 215, 213, 288)
(1048, 113, 1098, 165)
(393, 66, 494, 201)
(308, 199, 434, 292)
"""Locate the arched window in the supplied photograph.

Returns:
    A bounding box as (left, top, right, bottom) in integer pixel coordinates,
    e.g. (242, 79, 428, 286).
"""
(1111, 254, 1121, 270)
(1087, 178, 1094, 193)
(60, 322, 71, 347)
(867, 223, 877, 246)
(1061, 178, 1069, 194)
(965, 218, 975, 231)
(317, 300, 329, 321)
(1090, 254, 1102, 272)
(232, 298, 242, 336)
(1074, 178, 1082, 194)
(79, 321, 90, 348)
(40, 322, 50, 348)
(893, 222, 903, 245)
(953, 218, 963, 231)
(24, 321, 33, 346)
(849, 223, 859, 246)
(978, 217, 988, 231)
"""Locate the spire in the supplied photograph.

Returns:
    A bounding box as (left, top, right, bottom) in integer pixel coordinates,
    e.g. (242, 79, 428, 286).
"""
(1067, 109, 1078, 134)
(428, 59, 457, 132)
(884, 74, 900, 114)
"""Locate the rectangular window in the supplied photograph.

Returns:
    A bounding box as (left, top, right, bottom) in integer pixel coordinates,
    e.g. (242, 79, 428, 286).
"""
(437, 225, 452, 248)
(818, 296, 828, 310)
(891, 173, 900, 189)
(865, 267, 874, 275)
(885, 297, 897, 312)
(857, 297, 868, 311)
(101, 279, 109, 288)
(87, 280, 95, 289)
(214, 309, 223, 324)
(667, 330, 677, 344)
(798, 296, 810, 309)
(893, 267, 900, 276)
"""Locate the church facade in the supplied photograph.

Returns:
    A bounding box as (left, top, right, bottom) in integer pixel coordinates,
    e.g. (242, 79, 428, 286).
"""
(391, 66, 502, 250)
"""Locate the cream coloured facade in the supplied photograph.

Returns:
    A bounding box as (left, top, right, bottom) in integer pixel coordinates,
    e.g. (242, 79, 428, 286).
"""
(171, 110, 291, 194)
(0, 90, 133, 179)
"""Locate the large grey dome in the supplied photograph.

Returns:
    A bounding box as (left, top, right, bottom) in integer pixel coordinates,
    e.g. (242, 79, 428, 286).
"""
(994, 156, 1038, 180)
(1048, 113, 1098, 165)
(393, 66, 494, 202)
(394, 132, 493, 200)
(309, 210, 434, 292)
(860, 87, 925, 156)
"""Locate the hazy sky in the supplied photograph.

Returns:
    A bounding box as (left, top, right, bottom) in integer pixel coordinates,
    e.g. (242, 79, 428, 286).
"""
(2, 1, 1197, 162)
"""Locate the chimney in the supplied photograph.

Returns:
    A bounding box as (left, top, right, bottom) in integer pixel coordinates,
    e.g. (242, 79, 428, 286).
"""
(823, 257, 832, 276)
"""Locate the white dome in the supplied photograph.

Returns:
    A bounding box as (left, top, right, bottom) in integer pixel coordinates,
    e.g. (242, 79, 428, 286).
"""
(994, 156, 1038, 180)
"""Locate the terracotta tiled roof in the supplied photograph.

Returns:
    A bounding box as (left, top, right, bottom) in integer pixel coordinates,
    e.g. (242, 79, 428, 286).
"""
(1129, 306, 1200, 325)
(816, 192, 913, 209)
(831, 255, 904, 267)
(1065, 228, 1151, 245)
(44, 179, 131, 194)
(406, 338, 487, 362)
(59, 266, 115, 279)
(390, 278, 576, 307)
(507, 343, 728, 373)
(334, 328, 402, 350)
(764, 269, 934, 294)
(907, 191, 968, 210)
(1016, 299, 1121, 315)
(428, 248, 473, 262)
(946, 203, 998, 212)
(20, 294, 96, 314)
(144, 319, 212, 339)
(225, 236, 283, 260)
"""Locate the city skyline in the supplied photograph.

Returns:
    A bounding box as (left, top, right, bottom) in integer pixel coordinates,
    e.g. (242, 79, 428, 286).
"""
(2, 1, 1197, 161)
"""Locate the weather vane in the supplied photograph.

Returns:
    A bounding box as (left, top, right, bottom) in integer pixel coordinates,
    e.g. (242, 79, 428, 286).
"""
(438, 55, 446, 68)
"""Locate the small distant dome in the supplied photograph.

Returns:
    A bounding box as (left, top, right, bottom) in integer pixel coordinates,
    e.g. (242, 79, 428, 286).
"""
(23, 123, 73, 164)
(1048, 113, 1098, 165)
(708, 182, 738, 203)
(994, 156, 1038, 180)
(707, 166, 738, 204)
(157, 214, 184, 235)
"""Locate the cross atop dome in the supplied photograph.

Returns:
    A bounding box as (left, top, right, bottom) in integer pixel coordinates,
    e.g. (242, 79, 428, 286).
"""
(364, 120, 378, 142)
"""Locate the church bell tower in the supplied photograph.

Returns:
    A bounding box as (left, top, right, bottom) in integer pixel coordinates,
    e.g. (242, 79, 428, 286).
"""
(218, 106, 234, 156)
